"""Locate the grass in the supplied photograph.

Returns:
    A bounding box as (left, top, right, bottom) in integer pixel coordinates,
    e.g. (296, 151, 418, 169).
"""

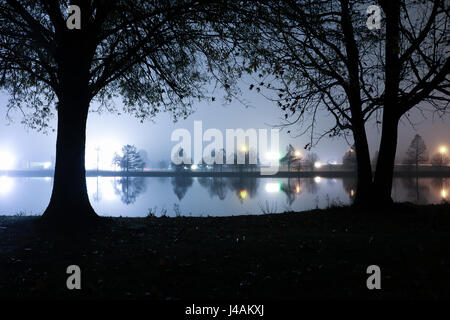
(0, 203, 450, 299)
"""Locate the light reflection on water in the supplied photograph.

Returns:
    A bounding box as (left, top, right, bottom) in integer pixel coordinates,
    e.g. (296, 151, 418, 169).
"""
(0, 176, 448, 217)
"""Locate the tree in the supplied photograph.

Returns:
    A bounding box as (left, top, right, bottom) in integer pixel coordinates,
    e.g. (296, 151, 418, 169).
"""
(431, 153, 449, 167)
(403, 134, 428, 171)
(234, 0, 382, 204)
(342, 147, 357, 168)
(113, 145, 145, 172)
(280, 144, 302, 171)
(373, 0, 450, 204)
(304, 152, 319, 169)
(0, 0, 237, 223)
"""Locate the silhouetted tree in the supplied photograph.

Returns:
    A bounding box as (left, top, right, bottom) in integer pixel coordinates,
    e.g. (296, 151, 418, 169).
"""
(235, 0, 379, 204)
(280, 144, 302, 172)
(304, 153, 319, 169)
(403, 134, 428, 171)
(342, 147, 357, 168)
(113, 145, 145, 172)
(431, 153, 449, 167)
(373, 0, 450, 204)
(114, 177, 147, 205)
(0, 0, 239, 223)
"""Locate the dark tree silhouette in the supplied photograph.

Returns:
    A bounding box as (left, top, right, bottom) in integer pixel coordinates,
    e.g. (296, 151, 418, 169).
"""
(0, 0, 237, 223)
(403, 135, 428, 170)
(342, 147, 357, 168)
(373, 0, 450, 204)
(234, 0, 379, 204)
(114, 177, 147, 205)
(280, 144, 302, 172)
(113, 145, 145, 172)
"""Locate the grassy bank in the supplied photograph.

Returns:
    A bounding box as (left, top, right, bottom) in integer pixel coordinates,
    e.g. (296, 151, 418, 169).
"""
(1, 203, 450, 299)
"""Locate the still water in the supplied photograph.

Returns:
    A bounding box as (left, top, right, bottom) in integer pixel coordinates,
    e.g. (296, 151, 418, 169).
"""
(0, 176, 448, 216)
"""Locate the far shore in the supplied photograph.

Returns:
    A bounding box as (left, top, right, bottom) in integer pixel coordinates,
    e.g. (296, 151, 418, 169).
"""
(1, 165, 450, 178)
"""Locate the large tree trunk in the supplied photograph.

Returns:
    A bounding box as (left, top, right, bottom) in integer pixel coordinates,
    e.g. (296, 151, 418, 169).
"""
(373, 113, 400, 205)
(352, 122, 374, 206)
(373, 0, 401, 206)
(41, 38, 98, 224)
(41, 94, 98, 224)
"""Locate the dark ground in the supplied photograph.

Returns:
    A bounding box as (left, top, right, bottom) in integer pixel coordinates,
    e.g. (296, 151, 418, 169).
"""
(0, 203, 450, 300)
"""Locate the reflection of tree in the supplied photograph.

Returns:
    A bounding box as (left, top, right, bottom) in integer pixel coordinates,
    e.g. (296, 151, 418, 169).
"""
(304, 178, 319, 195)
(227, 177, 259, 202)
(171, 176, 193, 200)
(430, 178, 448, 202)
(114, 177, 147, 205)
(281, 178, 302, 206)
(198, 177, 228, 200)
(401, 178, 430, 204)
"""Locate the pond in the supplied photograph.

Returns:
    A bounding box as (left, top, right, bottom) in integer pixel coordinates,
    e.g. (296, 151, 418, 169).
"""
(0, 176, 448, 216)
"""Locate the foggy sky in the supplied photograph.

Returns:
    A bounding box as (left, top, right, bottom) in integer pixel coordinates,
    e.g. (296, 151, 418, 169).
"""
(0, 80, 449, 169)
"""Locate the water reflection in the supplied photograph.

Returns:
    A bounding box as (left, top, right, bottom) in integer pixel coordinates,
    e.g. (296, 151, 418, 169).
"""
(114, 177, 147, 205)
(171, 176, 193, 200)
(0, 176, 448, 216)
(0, 176, 14, 195)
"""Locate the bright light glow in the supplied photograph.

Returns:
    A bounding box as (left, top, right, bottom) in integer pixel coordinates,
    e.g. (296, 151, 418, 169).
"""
(0, 151, 15, 170)
(240, 190, 248, 199)
(295, 150, 302, 157)
(0, 176, 14, 194)
(265, 152, 280, 160)
(440, 146, 447, 154)
(295, 185, 301, 194)
(350, 189, 355, 197)
(314, 176, 322, 183)
(191, 164, 198, 170)
(241, 145, 248, 152)
(442, 189, 448, 199)
(265, 182, 281, 193)
(43, 162, 52, 169)
(314, 161, 322, 169)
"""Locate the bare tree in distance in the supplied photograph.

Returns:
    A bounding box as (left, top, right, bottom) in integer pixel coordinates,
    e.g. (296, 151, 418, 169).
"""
(403, 134, 428, 172)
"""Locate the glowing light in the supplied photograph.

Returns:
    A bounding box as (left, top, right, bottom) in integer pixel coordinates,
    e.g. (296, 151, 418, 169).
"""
(295, 150, 302, 157)
(442, 189, 448, 199)
(0, 176, 14, 194)
(350, 189, 355, 197)
(241, 145, 248, 152)
(43, 162, 52, 169)
(265, 182, 281, 193)
(440, 146, 447, 154)
(191, 164, 198, 170)
(314, 162, 322, 169)
(314, 176, 322, 183)
(240, 190, 248, 199)
(295, 185, 301, 194)
(0, 151, 15, 170)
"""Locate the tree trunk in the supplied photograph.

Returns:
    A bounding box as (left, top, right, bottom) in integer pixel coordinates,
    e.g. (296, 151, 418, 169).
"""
(373, 114, 400, 205)
(352, 122, 374, 206)
(374, 0, 401, 206)
(42, 95, 98, 224)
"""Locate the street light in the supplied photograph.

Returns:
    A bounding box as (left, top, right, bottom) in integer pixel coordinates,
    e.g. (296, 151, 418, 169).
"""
(295, 150, 302, 157)
(241, 145, 248, 152)
(0, 151, 15, 171)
